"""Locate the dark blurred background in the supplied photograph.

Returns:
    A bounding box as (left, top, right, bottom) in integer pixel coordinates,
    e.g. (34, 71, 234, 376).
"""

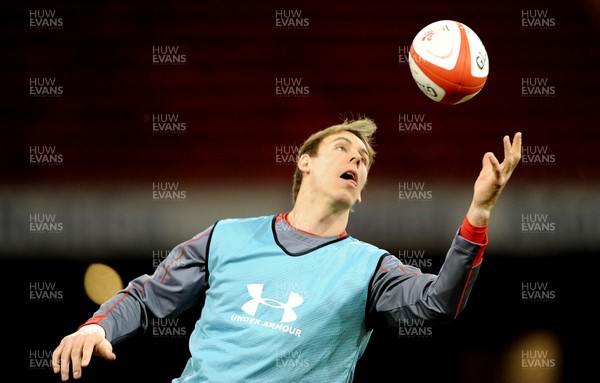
(4, 0, 597, 382)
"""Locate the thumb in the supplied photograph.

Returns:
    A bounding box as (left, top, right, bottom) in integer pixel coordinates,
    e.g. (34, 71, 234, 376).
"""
(482, 152, 500, 171)
(95, 339, 117, 361)
(482, 151, 494, 165)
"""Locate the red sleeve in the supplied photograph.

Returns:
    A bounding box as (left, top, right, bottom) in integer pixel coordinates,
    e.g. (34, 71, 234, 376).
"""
(459, 216, 488, 266)
(459, 216, 488, 244)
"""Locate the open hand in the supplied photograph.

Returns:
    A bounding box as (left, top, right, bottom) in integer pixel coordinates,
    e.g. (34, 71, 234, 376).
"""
(467, 132, 522, 226)
(52, 326, 116, 381)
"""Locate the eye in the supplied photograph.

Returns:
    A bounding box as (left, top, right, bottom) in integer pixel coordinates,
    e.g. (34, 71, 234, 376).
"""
(360, 157, 367, 165)
(336, 145, 346, 152)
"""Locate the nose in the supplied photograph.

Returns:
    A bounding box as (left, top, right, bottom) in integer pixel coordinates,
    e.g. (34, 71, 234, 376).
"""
(349, 154, 361, 167)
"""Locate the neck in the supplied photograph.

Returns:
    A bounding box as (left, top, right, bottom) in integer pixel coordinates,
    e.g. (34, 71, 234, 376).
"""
(288, 198, 350, 237)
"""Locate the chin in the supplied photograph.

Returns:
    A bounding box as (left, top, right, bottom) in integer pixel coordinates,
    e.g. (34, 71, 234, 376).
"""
(334, 197, 358, 212)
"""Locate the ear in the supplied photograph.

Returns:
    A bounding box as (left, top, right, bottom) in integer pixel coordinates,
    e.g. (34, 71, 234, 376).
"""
(297, 153, 311, 174)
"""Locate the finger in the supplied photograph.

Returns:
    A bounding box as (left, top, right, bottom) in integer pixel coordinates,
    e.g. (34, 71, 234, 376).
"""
(81, 337, 96, 367)
(512, 132, 523, 163)
(60, 341, 72, 381)
(70, 334, 86, 380)
(483, 152, 502, 180)
(502, 133, 523, 173)
(52, 344, 63, 374)
(503, 135, 512, 165)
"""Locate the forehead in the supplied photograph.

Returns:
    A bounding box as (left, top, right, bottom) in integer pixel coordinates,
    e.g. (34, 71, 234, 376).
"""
(322, 131, 367, 151)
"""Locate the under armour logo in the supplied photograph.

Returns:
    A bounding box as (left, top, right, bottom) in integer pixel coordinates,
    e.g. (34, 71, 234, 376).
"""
(241, 284, 304, 323)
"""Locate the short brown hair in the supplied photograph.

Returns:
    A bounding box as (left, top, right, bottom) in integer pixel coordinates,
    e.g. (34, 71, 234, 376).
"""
(292, 117, 377, 203)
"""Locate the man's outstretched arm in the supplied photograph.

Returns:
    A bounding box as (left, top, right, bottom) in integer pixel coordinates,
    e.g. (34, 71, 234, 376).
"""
(368, 133, 522, 328)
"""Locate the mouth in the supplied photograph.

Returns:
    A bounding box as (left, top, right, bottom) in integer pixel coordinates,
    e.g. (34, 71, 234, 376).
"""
(340, 170, 358, 187)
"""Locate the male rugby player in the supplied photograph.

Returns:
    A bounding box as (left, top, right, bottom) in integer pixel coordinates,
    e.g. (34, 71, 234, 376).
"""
(53, 118, 522, 382)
